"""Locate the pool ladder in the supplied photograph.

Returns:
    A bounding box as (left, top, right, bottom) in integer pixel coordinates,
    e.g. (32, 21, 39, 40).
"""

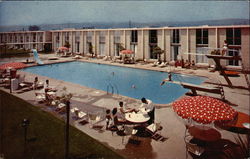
(107, 83, 119, 95)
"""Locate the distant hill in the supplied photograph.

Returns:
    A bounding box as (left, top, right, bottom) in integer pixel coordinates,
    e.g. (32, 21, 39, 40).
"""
(0, 19, 249, 32)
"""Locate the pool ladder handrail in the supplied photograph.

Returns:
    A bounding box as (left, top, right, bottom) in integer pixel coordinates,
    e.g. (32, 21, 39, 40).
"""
(107, 83, 119, 95)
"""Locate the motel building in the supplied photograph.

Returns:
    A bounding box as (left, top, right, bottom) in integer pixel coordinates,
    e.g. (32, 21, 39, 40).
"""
(0, 25, 249, 69)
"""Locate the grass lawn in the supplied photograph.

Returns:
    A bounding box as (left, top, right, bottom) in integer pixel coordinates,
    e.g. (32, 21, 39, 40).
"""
(0, 90, 124, 159)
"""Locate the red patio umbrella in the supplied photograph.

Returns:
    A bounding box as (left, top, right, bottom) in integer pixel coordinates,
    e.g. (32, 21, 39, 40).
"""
(58, 46, 69, 51)
(173, 96, 237, 125)
(120, 49, 134, 54)
(0, 62, 27, 70)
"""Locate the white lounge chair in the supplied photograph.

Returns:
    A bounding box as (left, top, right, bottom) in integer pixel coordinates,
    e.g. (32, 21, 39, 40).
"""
(151, 61, 159, 67)
(158, 62, 168, 68)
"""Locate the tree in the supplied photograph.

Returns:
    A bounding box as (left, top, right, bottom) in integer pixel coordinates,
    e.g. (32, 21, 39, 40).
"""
(28, 25, 40, 31)
(152, 46, 164, 63)
(64, 41, 70, 49)
(88, 42, 94, 57)
(118, 43, 125, 51)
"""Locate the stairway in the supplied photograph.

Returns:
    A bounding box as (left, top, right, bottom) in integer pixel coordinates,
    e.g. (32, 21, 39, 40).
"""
(242, 63, 250, 90)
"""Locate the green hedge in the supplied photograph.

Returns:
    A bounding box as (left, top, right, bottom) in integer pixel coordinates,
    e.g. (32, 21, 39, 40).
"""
(0, 90, 123, 159)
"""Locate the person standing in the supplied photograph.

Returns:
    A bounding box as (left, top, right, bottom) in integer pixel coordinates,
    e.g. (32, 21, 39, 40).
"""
(105, 109, 112, 130)
(33, 77, 38, 90)
(140, 97, 155, 125)
(222, 40, 228, 56)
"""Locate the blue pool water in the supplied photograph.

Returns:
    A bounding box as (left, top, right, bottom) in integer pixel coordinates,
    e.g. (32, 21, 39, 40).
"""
(23, 62, 206, 104)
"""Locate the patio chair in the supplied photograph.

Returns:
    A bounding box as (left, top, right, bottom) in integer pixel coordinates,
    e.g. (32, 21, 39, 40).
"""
(146, 122, 165, 141)
(35, 93, 46, 103)
(184, 129, 205, 159)
(122, 125, 138, 144)
(88, 113, 102, 129)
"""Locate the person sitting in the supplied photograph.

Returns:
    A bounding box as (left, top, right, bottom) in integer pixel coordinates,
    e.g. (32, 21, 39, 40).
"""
(139, 97, 155, 125)
(45, 79, 49, 88)
(105, 109, 112, 130)
(119, 101, 134, 118)
(112, 108, 126, 126)
(184, 60, 191, 69)
(191, 60, 197, 69)
(174, 60, 179, 67)
(33, 77, 38, 90)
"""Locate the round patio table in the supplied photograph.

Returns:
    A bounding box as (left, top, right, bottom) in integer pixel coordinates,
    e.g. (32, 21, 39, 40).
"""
(125, 112, 150, 124)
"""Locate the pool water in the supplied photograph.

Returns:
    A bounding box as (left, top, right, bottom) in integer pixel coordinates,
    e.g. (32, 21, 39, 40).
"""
(23, 62, 206, 104)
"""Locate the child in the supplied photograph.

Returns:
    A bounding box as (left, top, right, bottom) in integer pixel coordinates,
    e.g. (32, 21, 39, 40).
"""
(105, 109, 112, 130)
(222, 40, 228, 56)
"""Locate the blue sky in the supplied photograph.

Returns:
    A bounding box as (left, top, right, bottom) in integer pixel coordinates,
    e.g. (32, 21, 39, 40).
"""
(0, 1, 249, 26)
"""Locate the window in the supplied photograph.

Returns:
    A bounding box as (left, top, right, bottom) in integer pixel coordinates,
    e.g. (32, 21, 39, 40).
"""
(131, 30, 138, 43)
(39, 35, 43, 42)
(226, 28, 241, 45)
(56, 33, 60, 41)
(26, 35, 29, 42)
(171, 46, 180, 61)
(149, 30, 157, 43)
(172, 29, 180, 43)
(99, 31, 106, 43)
(114, 31, 121, 43)
(14, 35, 17, 42)
(33, 33, 36, 42)
(10, 35, 12, 42)
(75, 31, 80, 42)
(87, 32, 92, 43)
(228, 49, 240, 66)
(196, 29, 208, 45)
(99, 43, 105, 56)
(130, 44, 137, 55)
(65, 32, 69, 42)
(196, 47, 208, 63)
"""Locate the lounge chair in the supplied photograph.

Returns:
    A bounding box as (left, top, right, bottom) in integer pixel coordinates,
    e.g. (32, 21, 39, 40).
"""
(88, 113, 102, 128)
(71, 107, 87, 120)
(120, 125, 138, 144)
(151, 61, 160, 67)
(72, 55, 82, 59)
(102, 56, 108, 61)
(184, 130, 205, 159)
(158, 62, 168, 68)
(146, 123, 166, 141)
(35, 93, 46, 103)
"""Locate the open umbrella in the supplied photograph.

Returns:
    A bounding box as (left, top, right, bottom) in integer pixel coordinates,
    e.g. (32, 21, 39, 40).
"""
(120, 49, 134, 54)
(173, 96, 237, 125)
(0, 62, 27, 70)
(58, 46, 69, 51)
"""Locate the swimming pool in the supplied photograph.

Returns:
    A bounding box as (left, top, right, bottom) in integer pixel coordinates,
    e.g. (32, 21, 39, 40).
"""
(23, 61, 206, 104)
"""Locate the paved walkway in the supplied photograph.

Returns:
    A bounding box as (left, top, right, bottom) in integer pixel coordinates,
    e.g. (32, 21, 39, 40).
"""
(1, 54, 249, 159)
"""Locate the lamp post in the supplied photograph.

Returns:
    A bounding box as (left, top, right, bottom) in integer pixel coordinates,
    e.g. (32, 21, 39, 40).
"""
(65, 101, 70, 159)
(21, 119, 30, 148)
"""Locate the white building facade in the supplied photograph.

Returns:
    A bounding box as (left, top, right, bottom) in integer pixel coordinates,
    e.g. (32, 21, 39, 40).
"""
(0, 25, 249, 69)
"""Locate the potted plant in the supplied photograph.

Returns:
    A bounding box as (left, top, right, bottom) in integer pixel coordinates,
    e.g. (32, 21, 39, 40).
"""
(152, 46, 164, 63)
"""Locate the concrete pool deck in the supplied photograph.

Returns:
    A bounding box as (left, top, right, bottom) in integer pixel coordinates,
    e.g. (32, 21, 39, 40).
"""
(1, 54, 249, 159)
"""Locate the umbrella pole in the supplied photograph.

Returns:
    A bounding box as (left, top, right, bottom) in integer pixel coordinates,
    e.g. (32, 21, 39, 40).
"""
(9, 76, 12, 93)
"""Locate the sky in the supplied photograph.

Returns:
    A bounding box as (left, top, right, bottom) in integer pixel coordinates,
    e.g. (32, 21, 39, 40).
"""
(0, 1, 249, 26)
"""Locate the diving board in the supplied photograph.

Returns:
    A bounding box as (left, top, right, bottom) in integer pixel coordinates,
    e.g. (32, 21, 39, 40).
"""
(181, 83, 225, 100)
(162, 80, 225, 100)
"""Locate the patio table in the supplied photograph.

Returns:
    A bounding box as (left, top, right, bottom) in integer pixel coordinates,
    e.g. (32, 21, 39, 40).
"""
(125, 112, 150, 124)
